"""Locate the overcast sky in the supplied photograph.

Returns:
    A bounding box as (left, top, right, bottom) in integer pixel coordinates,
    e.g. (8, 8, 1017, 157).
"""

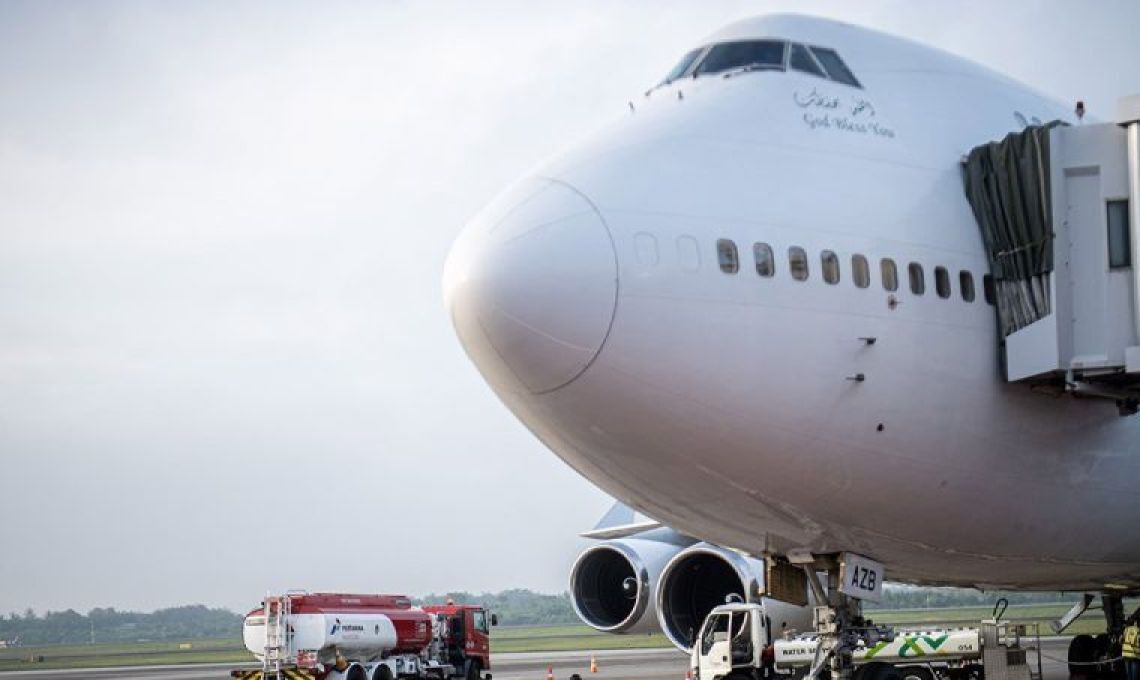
(3, 1, 1139, 615)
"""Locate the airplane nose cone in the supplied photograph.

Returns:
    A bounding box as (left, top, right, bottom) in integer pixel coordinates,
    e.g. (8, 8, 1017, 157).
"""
(444, 177, 617, 394)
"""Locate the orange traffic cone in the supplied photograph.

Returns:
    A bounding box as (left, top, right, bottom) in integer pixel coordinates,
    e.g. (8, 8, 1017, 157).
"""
(590, 656, 598, 674)
(547, 666, 554, 680)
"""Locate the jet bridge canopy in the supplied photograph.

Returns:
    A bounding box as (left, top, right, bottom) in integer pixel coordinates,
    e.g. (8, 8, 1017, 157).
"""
(962, 123, 1062, 338)
(962, 97, 1140, 410)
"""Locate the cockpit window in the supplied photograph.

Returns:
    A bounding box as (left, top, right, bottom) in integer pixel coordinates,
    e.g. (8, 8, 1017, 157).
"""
(661, 48, 704, 85)
(655, 39, 860, 90)
(808, 47, 861, 88)
(694, 40, 786, 77)
(789, 44, 825, 78)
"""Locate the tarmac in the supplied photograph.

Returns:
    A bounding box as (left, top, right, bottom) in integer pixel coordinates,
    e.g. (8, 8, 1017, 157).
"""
(0, 638, 1080, 680)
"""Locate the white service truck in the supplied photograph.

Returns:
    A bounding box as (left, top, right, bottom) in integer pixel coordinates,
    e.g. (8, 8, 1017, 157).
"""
(689, 602, 1040, 680)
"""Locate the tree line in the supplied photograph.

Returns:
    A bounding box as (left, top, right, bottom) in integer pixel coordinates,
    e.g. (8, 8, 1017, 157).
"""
(0, 605, 241, 646)
(1, 587, 1078, 646)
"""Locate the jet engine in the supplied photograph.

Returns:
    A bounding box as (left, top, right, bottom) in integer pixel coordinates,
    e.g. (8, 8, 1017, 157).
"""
(655, 543, 765, 651)
(569, 537, 684, 634)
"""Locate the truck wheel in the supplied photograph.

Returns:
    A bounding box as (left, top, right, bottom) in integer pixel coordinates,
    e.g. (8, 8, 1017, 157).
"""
(898, 666, 934, 680)
(346, 665, 368, 680)
(856, 663, 903, 680)
(374, 665, 395, 680)
(465, 659, 481, 680)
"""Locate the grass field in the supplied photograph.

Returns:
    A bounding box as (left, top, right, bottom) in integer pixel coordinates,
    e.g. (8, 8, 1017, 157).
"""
(1, 603, 1129, 672)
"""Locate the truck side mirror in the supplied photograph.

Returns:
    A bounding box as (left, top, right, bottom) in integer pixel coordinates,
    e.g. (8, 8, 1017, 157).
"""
(491, 614, 498, 627)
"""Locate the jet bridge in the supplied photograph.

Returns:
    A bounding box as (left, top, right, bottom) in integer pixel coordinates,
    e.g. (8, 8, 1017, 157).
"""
(963, 96, 1140, 413)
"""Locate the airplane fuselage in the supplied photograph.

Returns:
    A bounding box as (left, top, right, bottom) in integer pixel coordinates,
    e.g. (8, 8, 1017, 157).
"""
(444, 14, 1140, 592)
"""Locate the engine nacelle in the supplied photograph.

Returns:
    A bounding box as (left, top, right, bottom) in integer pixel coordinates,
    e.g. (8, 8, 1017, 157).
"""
(655, 543, 766, 651)
(569, 536, 684, 634)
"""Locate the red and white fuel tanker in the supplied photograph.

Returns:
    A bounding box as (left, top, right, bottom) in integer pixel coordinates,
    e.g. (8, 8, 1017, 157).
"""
(234, 592, 495, 680)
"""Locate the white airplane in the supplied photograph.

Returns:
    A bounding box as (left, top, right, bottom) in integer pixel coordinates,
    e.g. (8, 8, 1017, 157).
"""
(443, 12, 1140, 665)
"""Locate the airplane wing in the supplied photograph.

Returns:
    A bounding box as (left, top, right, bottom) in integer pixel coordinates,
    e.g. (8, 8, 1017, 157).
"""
(579, 501, 663, 539)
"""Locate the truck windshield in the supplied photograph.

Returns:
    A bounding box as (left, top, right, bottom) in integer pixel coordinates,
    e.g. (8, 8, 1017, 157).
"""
(701, 614, 730, 655)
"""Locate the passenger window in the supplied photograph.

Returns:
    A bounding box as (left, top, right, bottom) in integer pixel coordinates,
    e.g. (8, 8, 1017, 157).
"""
(788, 247, 809, 281)
(1108, 200, 1131, 268)
(821, 250, 840, 284)
(695, 40, 786, 76)
(934, 266, 951, 298)
(677, 236, 700, 271)
(851, 254, 870, 288)
(717, 239, 739, 274)
(808, 47, 861, 88)
(960, 271, 975, 302)
(473, 610, 488, 634)
(880, 258, 898, 292)
(908, 262, 925, 295)
(634, 232, 659, 266)
(789, 43, 825, 77)
(753, 242, 775, 277)
(983, 274, 996, 305)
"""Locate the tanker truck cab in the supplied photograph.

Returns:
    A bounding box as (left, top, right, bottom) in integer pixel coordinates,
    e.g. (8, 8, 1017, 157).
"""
(692, 603, 772, 680)
(422, 604, 497, 680)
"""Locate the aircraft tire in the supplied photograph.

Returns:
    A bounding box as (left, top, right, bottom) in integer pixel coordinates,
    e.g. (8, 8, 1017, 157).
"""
(1069, 634, 1097, 677)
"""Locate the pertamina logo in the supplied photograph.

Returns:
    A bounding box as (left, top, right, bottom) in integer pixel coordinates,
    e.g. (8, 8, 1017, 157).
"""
(329, 618, 365, 635)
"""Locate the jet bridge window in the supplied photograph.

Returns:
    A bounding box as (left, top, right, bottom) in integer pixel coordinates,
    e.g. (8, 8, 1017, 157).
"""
(908, 262, 925, 295)
(821, 250, 840, 284)
(809, 47, 861, 88)
(717, 239, 740, 274)
(754, 242, 775, 277)
(695, 40, 787, 77)
(789, 246, 809, 281)
(851, 254, 870, 288)
(880, 258, 898, 292)
(960, 271, 976, 302)
(934, 266, 951, 299)
(1108, 199, 1131, 268)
